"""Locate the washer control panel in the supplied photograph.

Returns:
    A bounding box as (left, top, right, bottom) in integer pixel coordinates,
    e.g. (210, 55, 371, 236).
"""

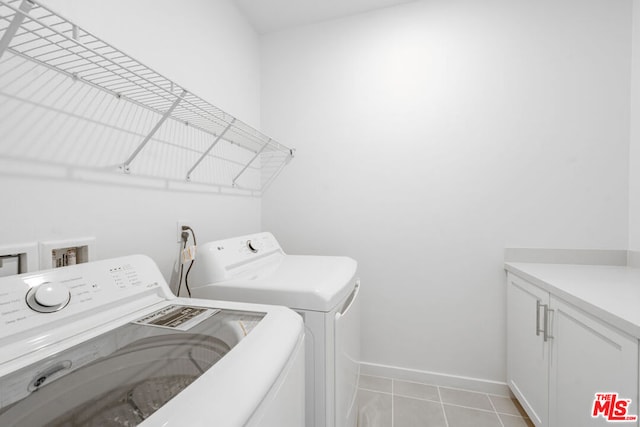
(0, 255, 168, 341)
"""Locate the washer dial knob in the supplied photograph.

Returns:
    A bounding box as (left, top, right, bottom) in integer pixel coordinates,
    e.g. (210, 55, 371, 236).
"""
(27, 282, 71, 313)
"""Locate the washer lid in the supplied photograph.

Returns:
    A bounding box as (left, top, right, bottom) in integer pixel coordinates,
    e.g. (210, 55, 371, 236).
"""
(193, 255, 358, 312)
(0, 307, 263, 423)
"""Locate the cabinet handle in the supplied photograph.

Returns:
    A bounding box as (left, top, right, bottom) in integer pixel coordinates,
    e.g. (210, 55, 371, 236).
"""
(544, 307, 555, 342)
(536, 300, 545, 336)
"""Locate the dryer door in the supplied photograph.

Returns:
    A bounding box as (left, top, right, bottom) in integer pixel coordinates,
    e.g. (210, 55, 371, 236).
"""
(334, 279, 361, 427)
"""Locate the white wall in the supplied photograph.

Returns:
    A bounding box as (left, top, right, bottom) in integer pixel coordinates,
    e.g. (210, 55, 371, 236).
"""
(630, 0, 640, 252)
(261, 0, 631, 383)
(0, 0, 262, 281)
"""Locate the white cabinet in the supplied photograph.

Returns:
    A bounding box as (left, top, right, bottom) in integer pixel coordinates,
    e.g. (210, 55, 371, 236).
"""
(507, 274, 550, 426)
(549, 297, 638, 426)
(507, 272, 639, 427)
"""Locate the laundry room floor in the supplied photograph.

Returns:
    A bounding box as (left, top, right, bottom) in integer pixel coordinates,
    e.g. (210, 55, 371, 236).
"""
(357, 375, 534, 427)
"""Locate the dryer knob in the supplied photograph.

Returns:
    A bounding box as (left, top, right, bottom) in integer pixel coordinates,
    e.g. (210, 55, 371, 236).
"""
(246, 240, 259, 253)
(27, 282, 71, 312)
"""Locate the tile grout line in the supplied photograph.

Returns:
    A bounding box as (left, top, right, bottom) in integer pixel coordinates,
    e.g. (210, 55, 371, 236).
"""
(393, 391, 441, 404)
(487, 393, 506, 427)
(440, 402, 504, 414)
(389, 390, 529, 416)
(363, 374, 514, 399)
(437, 386, 450, 427)
(358, 387, 393, 396)
(389, 391, 504, 415)
(361, 374, 530, 426)
(370, 388, 532, 423)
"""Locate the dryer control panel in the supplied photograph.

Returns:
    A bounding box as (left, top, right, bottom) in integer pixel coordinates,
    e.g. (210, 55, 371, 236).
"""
(190, 232, 284, 286)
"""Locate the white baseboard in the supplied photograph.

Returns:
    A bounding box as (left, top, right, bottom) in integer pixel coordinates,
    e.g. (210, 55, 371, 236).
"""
(360, 362, 510, 396)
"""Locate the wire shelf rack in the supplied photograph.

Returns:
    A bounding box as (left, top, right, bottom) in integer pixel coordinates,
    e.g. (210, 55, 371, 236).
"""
(0, 0, 294, 195)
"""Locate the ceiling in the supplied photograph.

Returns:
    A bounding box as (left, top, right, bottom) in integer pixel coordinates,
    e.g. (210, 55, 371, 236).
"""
(235, 0, 419, 34)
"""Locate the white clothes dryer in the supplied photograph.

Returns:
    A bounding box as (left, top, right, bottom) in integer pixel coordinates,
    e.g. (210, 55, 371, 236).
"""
(190, 232, 361, 427)
(0, 255, 305, 427)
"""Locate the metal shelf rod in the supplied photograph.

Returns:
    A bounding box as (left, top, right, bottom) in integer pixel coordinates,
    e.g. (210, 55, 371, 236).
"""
(0, 0, 294, 192)
(7, 49, 278, 158)
(1, 0, 180, 108)
(6, 49, 168, 115)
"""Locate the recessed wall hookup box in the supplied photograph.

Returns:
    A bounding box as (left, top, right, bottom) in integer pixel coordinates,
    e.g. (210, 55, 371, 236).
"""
(39, 237, 95, 269)
(0, 243, 39, 277)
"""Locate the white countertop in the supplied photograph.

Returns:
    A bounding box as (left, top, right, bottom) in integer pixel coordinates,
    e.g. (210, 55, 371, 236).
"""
(505, 262, 640, 339)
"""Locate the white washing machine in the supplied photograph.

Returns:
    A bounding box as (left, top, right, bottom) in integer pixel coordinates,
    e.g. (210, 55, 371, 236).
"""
(0, 255, 305, 427)
(190, 232, 361, 427)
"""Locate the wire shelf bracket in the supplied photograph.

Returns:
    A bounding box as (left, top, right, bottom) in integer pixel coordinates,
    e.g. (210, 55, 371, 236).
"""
(0, 0, 30, 59)
(261, 149, 295, 193)
(121, 89, 187, 173)
(233, 140, 269, 187)
(186, 118, 235, 182)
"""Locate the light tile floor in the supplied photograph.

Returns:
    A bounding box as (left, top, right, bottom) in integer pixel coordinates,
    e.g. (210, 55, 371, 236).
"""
(358, 375, 534, 427)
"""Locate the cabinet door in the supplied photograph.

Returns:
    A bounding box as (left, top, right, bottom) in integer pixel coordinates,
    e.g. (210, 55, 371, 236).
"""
(549, 297, 638, 427)
(507, 273, 550, 426)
